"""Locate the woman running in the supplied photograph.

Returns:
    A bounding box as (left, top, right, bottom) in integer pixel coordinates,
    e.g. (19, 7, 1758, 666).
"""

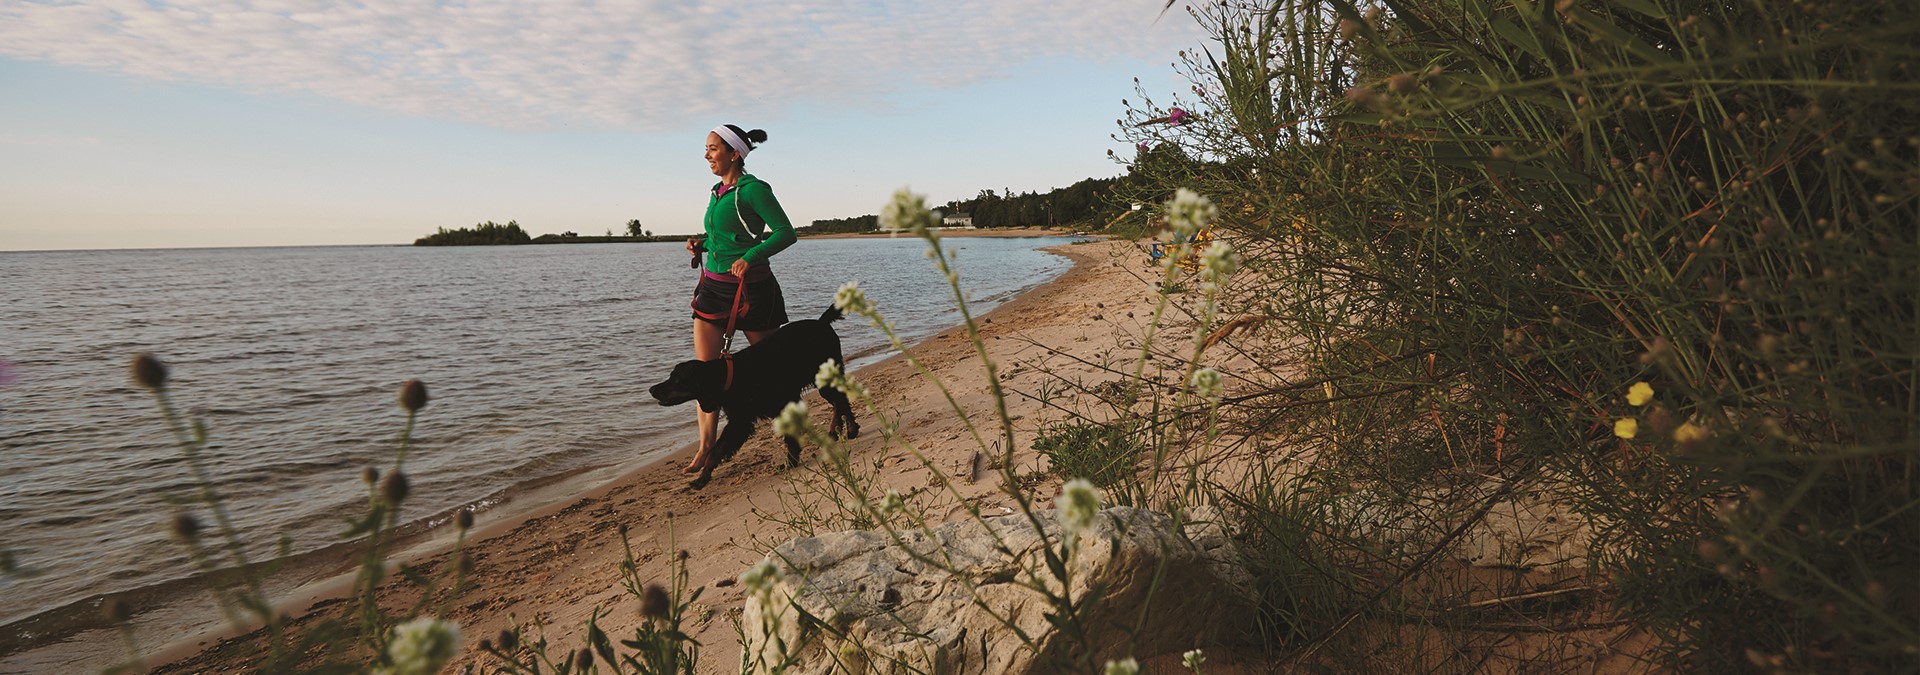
(683, 124, 796, 476)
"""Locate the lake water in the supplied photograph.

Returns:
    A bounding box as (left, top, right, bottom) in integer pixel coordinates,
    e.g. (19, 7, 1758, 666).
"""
(0, 236, 1076, 665)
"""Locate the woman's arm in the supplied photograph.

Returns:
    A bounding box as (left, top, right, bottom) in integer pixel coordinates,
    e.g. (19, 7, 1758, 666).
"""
(738, 181, 796, 265)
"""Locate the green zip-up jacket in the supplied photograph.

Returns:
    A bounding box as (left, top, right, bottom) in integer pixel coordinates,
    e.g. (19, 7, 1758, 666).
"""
(703, 173, 796, 275)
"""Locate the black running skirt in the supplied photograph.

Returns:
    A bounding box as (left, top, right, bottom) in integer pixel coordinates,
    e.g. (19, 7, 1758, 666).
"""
(691, 268, 788, 332)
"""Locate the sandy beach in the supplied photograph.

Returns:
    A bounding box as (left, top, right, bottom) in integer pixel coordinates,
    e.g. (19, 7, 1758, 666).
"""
(143, 237, 1171, 673)
(801, 227, 1073, 240)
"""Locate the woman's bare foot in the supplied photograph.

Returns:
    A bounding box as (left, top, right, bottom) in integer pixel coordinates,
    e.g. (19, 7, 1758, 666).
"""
(683, 447, 711, 474)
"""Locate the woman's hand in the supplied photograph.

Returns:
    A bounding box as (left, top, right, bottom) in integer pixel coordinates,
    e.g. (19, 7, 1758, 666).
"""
(729, 258, 750, 278)
(686, 238, 699, 254)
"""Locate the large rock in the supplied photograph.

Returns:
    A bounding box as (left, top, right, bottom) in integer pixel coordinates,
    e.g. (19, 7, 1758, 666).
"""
(740, 506, 1254, 674)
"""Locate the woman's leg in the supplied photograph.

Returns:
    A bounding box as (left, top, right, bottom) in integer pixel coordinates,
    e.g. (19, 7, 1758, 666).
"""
(686, 318, 727, 474)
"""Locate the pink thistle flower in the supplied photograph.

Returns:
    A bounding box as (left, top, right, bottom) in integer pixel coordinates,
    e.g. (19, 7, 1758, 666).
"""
(1168, 107, 1190, 125)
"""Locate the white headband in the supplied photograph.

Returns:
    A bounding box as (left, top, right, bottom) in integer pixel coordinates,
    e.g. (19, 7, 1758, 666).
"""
(712, 125, 751, 158)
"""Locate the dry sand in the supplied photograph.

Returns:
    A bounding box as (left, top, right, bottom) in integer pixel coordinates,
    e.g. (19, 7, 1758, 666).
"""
(801, 227, 1073, 240)
(148, 238, 1174, 673)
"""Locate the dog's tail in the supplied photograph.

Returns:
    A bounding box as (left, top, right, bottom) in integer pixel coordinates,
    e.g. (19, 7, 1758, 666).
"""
(819, 304, 844, 323)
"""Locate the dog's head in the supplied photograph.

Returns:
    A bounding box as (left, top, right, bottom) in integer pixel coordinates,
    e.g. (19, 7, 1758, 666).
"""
(648, 358, 724, 411)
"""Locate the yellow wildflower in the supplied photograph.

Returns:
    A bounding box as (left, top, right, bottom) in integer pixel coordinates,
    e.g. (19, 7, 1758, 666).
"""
(1614, 418, 1639, 439)
(1673, 422, 1709, 445)
(1626, 382, 1654, 406)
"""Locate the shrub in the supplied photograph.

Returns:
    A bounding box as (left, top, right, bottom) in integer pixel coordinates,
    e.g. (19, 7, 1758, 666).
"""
(1118, 0, 1919, 670)
(1034, 421, 1142, 490)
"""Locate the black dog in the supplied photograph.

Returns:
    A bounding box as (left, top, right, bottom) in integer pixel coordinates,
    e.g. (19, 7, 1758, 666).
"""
(649, 305, 860, 487)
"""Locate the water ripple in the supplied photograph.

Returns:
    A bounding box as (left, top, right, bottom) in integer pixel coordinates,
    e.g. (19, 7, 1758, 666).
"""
(0, 237, 1074, 631)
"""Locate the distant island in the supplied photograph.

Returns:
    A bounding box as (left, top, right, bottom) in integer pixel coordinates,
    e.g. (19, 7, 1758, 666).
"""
(414, 219, 677, 246)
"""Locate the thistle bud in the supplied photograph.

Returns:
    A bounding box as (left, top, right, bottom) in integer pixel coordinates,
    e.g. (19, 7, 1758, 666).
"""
(398, 379, 429, 412)
(640, 583, 671, 619)
(101, 597, 132, 624)
(575, 647, 594, 669)
(131, 353, 168, 391)
(381, 470, 410, 506)
(362, 466, 380, 485)
(170, 512, 202, 541)
(455, 508, 474, 531)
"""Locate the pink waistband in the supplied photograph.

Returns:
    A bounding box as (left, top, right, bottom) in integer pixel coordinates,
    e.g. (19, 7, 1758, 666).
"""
(702, 264, 772, 283)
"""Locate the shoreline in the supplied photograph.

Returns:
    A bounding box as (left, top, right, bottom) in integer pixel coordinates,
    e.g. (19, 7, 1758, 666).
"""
(122, 237, 1154, 673)
(0, 235, 1095, 671)
(800, 227, 1071, 239)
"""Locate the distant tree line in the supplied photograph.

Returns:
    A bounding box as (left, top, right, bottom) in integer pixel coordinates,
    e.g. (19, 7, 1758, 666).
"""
(943, 176, 1128, 229)
(417, 172, 1143, 245)
(796, 175, 1133, 235)
(414, 220, 532, 246)
(798, 214, 880, 235)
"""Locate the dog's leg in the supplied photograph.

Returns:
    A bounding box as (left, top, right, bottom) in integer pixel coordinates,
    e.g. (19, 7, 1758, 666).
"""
(819, 385, 859, 440)
(781, 434, 803, 469)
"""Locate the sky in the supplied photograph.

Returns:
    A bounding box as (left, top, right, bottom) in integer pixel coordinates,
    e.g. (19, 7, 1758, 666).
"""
(0, 1, 1204, 251)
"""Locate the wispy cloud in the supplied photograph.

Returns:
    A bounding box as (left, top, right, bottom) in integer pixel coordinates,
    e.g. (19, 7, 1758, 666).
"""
(0, 132, 104, 146)
(0, 1, 1197, 130)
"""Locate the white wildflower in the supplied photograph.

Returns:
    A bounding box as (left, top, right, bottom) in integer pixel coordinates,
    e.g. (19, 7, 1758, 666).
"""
(815, 359, 842, 390)
(1198, 240, 1240, 284)
(1104, 657, 1140, 675)
(880, 187, 937, 234)
(814, 359, 870, 401)
(774, 401, 810, 438)
(881, 489, 905, 516)
(384, 617, 460, 675)
(1183, 648, 1207, 670)
(841, 377, 871, 403)
(1057, 479, 1101, 536)
(1189, 367, 1224, 401)
(1164, 188, 1217, 237)
(740, 558, 781, 594)
(834, 280, 873, 316)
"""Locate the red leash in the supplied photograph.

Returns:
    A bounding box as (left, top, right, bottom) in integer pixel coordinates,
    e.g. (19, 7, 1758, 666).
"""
(691, 264, 750, 390)
(721, 273, 745, 354)
(719, 273, 746, 390)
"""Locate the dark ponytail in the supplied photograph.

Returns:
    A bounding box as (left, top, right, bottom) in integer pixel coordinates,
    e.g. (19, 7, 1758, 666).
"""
(723, 124, 768, 151)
